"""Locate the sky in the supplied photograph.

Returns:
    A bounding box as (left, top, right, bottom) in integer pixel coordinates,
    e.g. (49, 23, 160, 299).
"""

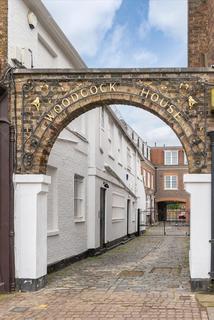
(43, 0, 187, 146)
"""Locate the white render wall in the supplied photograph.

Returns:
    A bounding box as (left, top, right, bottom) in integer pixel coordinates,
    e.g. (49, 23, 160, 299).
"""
(9, 0, 89, 266)
(8, 0, 73, 68)
(87, 107, 146, 249)
(184, 174, 211, 280)
(14, 175, 51, 279)
(10, 0, 147, 271)
(47, 126, 88, 265)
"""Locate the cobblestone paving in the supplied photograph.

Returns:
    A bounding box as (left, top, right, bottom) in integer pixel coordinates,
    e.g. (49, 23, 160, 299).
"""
(0, 224, 208, 319)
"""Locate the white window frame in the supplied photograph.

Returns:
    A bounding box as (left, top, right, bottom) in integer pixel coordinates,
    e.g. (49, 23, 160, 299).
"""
(147, 171, 151, 188)
(184, 152, 188, 165)
(127, 147, 131, 171)
(112, 191, 125, 221)
(164, 150, 178, 165)
(151, 174, 154, 189)
(143, 169, 146, 186)
(74, 174, 85, 222)
(108, 117, 114, 158)
(100, 107, 105, 129)
(118, 131, 122, 164)
(164, 175, 178, 190)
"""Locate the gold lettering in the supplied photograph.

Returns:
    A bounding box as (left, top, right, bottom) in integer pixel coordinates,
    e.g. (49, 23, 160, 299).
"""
(174, 112, 181, 120)
(54, 105, 63, 114)
(167, 105, 174, 114)
(151, 93, 159, 102)
(71, 93, 79, 102)
(62, 98, 70, 107)
(140, 88, 150, 98)
(109, 82, 117, 92)
(160, 98, 169, 108)
(80, 89, 88, 98)
(45, 111, 55, 122)
(90, 86, 98, 95)
(100, 83, 107, 93)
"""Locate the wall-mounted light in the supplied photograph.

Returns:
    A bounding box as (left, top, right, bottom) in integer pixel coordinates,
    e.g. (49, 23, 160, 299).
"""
(27, 12, 38, 30)
(103, 182, 109, 189)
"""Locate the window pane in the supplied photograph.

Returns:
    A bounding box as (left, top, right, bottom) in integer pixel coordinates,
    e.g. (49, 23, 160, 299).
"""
(74, 175, 84, 218)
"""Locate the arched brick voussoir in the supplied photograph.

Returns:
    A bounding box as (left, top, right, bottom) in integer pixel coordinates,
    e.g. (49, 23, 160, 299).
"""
(14, 71, 211, 174)
(26, 95, 194, 174)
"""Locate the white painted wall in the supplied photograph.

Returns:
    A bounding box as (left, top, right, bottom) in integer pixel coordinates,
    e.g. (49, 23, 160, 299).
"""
(184, 174, 211, 279)
(14, 175, 51, 279)
(47, 126, 89, 265)
(11, 0, 147, 274)
(8, 0, 74, 68)
(9, 0, 89, 272)
(87, 107, 146, 249)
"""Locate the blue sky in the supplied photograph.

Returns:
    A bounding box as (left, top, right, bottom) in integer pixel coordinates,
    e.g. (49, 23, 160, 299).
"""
(43, 0, 187, 146)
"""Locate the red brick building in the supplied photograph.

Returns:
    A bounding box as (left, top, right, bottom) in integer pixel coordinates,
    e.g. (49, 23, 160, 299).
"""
(188, 0, 214, 67)
(151, 146, 190, 223)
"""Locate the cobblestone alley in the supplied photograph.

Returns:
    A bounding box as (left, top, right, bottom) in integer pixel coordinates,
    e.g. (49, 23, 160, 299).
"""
(0, 224, 208, 320)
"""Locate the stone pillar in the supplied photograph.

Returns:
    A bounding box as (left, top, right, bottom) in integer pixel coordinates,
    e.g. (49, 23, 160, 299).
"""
(184, 174, 211, 290)
(14, 174, 51, 291)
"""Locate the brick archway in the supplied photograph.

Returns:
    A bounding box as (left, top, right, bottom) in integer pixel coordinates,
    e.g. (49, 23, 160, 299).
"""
(12, 69, 214, 174)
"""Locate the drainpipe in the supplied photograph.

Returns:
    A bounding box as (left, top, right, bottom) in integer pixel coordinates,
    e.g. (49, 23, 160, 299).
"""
(0, 87, 15, 291)
(208, 131, 214, 279)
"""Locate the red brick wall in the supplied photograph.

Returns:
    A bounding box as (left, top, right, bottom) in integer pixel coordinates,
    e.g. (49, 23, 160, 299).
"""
(151, 147, 185, 166)
(151, 146, 190, 210)
(150, 148, 164, 166)
(207, 0, 214, 65)
(0, 0, 8, 74)
(188, 0, 214, 67)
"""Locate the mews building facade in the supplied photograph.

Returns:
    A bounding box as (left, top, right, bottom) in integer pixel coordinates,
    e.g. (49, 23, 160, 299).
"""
(120, 120, 156, 225)
(8, 0, 146, 282)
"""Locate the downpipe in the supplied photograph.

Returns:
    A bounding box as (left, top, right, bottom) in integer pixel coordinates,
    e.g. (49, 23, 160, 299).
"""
(0, 87, 15, 292)
(208, 131, 214, 281)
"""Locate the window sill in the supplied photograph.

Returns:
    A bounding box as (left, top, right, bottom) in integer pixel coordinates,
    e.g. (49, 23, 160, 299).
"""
(112, 218, 124, 223)
(118, 161, 123, 167)
(47, 229, 59, 237)
(164, 188, 178, 191)
(74, 217, 86, 223)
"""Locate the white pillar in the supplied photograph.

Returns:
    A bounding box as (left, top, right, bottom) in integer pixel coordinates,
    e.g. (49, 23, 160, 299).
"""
(184, 174, 211, 290)
(14, 174, 51, 291)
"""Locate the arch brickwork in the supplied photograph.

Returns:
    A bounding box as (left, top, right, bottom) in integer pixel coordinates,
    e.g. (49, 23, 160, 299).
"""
(11, 68, 214, 174)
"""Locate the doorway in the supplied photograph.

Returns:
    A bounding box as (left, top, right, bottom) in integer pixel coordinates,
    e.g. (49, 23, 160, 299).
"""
(127, 199, 130, 236)
(100, 188, 106, 247)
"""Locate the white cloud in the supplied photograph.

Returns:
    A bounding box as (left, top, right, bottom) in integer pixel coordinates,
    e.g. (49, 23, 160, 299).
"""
(148, 0, 187, 42)
(113, 105, 180, 146)
(97, 23, 158, 68)
(43, 0, 122, 57)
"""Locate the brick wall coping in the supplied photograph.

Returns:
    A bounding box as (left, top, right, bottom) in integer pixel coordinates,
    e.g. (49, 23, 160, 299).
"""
(13, 68, 214, 75)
